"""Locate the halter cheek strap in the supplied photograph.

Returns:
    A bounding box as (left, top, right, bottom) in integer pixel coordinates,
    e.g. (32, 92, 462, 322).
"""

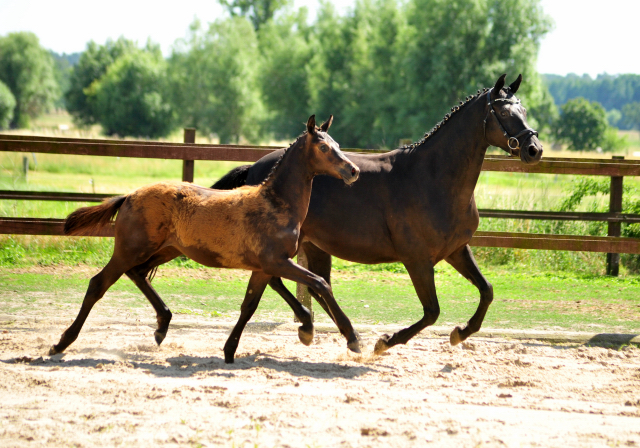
(483, 88, 538, 156)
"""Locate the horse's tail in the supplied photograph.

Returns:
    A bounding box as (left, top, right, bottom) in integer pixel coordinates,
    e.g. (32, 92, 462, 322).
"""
(64, 196, 127, 236)
(211, 164, 251, 190)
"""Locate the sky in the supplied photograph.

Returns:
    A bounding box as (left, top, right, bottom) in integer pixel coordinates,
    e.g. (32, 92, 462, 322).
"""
(0, 0, 638, 78)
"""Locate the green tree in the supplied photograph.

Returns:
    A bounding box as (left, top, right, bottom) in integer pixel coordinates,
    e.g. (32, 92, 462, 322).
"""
(258, 8, 314, 139)
(622, 102, 640, 130)
(65, 38, 137, 127)
(0, 32, 59, 128)
(553, 97, 609, 151)
(219, 0, 291, 30)
(168, 18, 264, 143)
(88, 49, 174, 138)
(0, 80, 16, 130)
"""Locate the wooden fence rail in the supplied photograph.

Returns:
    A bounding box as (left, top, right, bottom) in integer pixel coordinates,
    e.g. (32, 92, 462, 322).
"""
(2, 133, 640, 269)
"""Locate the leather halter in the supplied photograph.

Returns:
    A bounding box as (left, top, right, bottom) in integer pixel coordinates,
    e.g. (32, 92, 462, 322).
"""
(483, 88, 538, 156)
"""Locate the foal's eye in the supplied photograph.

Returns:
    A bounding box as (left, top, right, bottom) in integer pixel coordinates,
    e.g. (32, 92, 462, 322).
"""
(319, 143, 329, 153)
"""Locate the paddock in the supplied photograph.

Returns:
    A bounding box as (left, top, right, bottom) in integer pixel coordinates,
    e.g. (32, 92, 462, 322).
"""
(1, 290, 639, 447)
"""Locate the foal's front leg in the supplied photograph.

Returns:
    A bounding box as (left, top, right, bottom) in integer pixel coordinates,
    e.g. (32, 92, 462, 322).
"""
(445, 244, 493, 346)
(223, 271, 272, 363)
(264, 258, 361, 353)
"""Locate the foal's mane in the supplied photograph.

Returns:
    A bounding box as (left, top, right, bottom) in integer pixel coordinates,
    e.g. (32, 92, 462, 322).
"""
(260, 130, 310, 187)
(400, 85, 514, 151)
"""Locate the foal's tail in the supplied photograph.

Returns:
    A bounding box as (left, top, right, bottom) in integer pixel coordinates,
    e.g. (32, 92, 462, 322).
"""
(64, 196, 127, 236)
(211, 164, 251, 190)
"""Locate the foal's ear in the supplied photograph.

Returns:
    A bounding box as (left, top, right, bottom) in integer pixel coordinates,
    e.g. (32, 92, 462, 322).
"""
(509, 74, 522, 94)
(320, 115, 333, 132)
(493, 74, 507, 96)
(307, 115, 317, 135)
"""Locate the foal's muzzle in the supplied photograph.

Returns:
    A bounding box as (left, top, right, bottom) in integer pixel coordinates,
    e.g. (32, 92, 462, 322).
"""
(340, 163, 360, 185)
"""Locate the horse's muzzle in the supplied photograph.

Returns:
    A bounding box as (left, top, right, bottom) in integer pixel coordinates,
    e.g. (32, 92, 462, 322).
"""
(341, 164, 360, 185)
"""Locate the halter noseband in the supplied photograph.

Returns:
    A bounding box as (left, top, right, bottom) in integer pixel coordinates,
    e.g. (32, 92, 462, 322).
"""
(483, 87, 538, 156)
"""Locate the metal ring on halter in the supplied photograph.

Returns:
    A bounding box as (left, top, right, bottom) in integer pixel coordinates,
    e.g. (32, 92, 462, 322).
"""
(508, 137, 520, 150)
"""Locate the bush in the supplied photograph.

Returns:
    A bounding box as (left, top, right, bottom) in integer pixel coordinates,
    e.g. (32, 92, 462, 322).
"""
(553, 97, 609, 151)
(0, 80, 15, 130)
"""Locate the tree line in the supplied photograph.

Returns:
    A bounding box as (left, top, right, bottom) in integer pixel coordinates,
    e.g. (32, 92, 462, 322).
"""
(0, 0, 636, 151)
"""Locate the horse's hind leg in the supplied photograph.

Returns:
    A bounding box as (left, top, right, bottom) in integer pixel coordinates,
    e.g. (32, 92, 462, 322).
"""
(125, 247, 181, 346)
(49, 259, 126, 355)
(302, 242, 337, 323)
(445, 245, 493, 346)
(268, 277, 314, 346)
(374, 260, 440, 355)
(223, 271, 271, 363)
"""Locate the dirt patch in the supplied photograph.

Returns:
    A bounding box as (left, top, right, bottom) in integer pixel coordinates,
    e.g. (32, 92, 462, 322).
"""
(1, 309, 640, 447)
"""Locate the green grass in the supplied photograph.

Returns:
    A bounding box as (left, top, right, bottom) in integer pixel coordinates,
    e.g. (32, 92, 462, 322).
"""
(1, 264, 638, 333)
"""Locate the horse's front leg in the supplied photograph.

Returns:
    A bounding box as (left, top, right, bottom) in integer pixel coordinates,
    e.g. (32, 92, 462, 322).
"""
(374, 261, 440, 355)
(264, 258, 361, 354)
(223, 271, 271, 363)
(445, 244, 493, 346)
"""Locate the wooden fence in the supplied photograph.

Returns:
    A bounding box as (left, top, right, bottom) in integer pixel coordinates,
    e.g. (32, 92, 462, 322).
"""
(2, 131, 640, 279)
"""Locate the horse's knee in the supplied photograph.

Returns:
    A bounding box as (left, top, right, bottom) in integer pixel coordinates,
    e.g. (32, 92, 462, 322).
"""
(479, 281, 494, 304)
(310, 277, 332, 298)
(422, 303, 440, 327)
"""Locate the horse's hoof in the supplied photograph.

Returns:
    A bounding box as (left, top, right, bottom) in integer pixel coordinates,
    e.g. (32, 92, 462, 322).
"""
(48, 345, 60, 356)
(298, 326, 314, 346)
(224, 355, 235, 364)
(450, 326, 463, 346)
(154, 330, 167, 346)
(347, 339, 362, 354)
(373, 334, 391, 355)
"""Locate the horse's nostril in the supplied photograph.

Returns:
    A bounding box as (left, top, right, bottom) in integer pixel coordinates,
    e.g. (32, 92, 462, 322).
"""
(351, 167, 357, 176)
(528, 145, 538, 158)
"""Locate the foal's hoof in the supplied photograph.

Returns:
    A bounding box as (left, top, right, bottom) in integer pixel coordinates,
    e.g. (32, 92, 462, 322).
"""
(450, 326, 463, 346)
(347, 339, 362, 354)
(298, 326, 314, 346)
(154, 330, 168, 346)
(48, 345, 58, 356)
(373, 334, 391, 355)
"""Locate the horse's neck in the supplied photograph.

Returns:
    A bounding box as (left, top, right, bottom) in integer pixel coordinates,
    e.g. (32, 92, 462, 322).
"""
(411, 98, 489, 206)
(261, 140, 313, 223)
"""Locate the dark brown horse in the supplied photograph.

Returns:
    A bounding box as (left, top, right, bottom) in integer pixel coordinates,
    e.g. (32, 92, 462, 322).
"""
(51, 115, 361, 363)
(212, 74, 543, 354)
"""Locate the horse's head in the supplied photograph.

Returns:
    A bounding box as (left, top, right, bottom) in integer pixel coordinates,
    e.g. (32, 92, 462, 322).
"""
(305, 115, 360, 185)
(483, 74, 543, 165)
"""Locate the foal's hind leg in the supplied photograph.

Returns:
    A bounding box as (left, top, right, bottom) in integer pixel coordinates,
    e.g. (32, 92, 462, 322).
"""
(445, 245, 493, 346)
(223, 271, 271, 363)
(268, 277, 314, 346)
(374, 261, 440, 355)
(126, 247, 181, 346)
(49, 258, 127, 355)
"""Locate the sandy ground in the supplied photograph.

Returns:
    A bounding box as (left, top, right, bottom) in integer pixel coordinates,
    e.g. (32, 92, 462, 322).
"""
(1, 308, 640, 448)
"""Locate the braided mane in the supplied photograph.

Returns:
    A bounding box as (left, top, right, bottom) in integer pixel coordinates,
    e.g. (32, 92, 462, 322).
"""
(401, 86, 507, 150)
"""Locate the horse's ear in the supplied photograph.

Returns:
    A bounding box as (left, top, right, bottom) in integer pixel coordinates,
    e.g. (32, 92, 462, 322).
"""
(493, 74, 507, 97)
(320, 115, 333, 132)
(509, 74, 522, 94)
(307, 115, 317, 135)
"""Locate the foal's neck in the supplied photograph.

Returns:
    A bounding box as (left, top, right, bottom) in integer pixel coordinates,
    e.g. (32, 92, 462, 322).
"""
(260, 136, 314, 224)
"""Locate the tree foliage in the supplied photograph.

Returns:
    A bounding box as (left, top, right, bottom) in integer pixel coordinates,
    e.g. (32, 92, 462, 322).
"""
(553, 97, 609, 151)
(0, 80, 16, 130)
(0, 32, 59, 128)
(219, 0, 291, 30)
(622, 102, 640, 130)
(168, 18, 263, 144)
(88, 49, 174, 138)
(65, 38, 137, 127)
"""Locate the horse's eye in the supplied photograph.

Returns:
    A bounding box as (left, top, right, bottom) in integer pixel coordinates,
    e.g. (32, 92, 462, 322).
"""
(319, 143, 329, 153)
(500, 110, 508, 117)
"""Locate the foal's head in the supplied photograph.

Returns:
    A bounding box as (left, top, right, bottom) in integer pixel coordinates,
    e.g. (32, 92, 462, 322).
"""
(483, 74, 543, 165)
(305, 115, 360, 184)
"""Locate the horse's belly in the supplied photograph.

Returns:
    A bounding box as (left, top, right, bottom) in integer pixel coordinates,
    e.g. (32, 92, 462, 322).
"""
(178, 243, 258, 270)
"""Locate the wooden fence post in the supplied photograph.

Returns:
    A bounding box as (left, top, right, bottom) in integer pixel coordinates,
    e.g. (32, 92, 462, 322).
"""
(182, 128, 196, 182)
(295, 247, 314, 321)
(606, 155, 624, 276)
